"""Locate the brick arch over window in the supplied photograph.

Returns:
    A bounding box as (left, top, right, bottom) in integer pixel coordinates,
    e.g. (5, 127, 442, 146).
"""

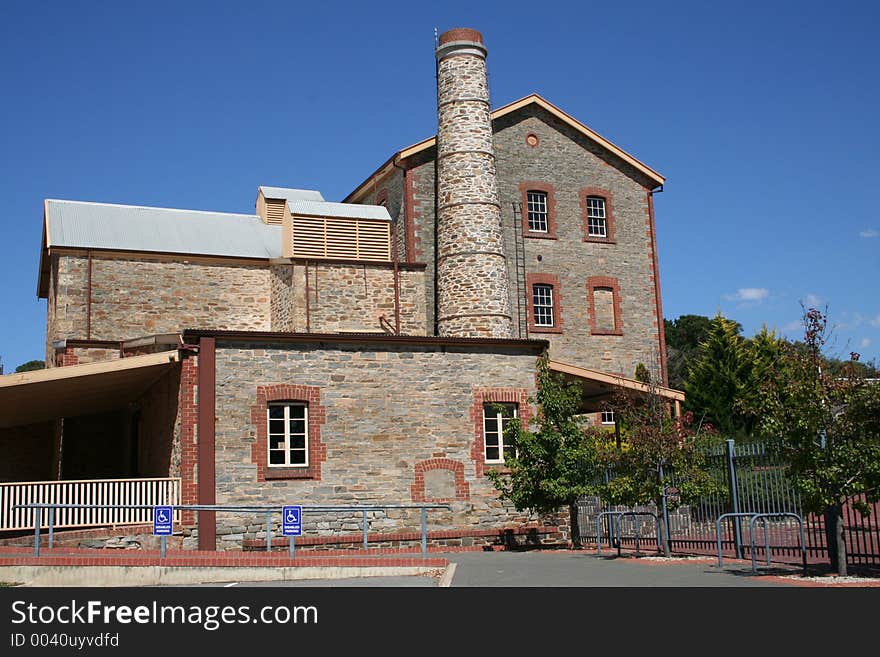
(518, 181, 557, 239)
(411, 458, 470, 502)
(470, 387, 533, 477)
(580, 187, 616, 243)
(587, 276, 624, 335)
(250, 384, 326, 481)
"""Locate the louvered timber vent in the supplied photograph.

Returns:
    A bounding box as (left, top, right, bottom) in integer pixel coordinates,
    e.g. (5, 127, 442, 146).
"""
(291, 215, 391, 261)
(264, 199, 286, 225)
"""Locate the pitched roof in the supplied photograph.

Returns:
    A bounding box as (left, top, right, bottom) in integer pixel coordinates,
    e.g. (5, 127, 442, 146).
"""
(345, 93, 665, 203)
(259, 186, 325, 202)
(43, 199, 282, 259)
(287, 199, 391, 221)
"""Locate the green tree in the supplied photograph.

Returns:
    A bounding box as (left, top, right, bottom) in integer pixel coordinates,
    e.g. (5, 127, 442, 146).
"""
(598, 386, 722, 556)
(487, 357, 601, 547)
(664, 314, 717, 390)
(14, 360, 45, 373)
(736, 326, 787, 436)
(746, 308, 880, 576)
(684, 313, 750, 436)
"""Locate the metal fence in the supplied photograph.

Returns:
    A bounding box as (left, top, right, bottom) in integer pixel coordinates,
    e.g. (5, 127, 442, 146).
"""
(578, 438, 880, 569)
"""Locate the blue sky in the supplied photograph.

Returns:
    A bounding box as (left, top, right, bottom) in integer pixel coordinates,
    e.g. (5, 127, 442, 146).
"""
(1, 0, 878, 371)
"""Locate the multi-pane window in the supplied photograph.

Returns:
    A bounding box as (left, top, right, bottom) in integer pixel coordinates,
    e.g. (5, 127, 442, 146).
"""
(267, 403, 308, 467)
(483, 403, 518, 463)
(526, 190, 549, 232)
(532, 284, 554, 327)
(601, 410, 615, 425)
(586, 196, 607, 237)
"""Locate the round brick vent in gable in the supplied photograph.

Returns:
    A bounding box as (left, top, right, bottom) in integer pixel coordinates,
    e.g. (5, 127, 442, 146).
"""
(525, 133, 540, 147)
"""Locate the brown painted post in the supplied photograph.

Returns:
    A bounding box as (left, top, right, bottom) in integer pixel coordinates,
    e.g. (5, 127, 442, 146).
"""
(197, 336, 216, 550)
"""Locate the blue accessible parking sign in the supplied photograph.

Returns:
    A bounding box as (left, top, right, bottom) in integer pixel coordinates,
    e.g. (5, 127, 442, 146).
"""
(153, 506, 173, 536)
(282, 505, 302, 536)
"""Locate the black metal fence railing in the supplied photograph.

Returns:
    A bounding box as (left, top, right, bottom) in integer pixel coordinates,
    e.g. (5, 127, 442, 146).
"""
(578, 438, 880, 569)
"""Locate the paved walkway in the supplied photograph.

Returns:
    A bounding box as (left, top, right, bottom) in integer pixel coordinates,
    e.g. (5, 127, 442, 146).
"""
(192, 551, 799, 587)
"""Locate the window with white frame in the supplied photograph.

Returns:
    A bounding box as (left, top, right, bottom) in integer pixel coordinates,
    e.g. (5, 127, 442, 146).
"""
(483, 403, 518, 463)
(532, 284, 554, 327)
(586, 196, 607, 237)
(267, 402, 308, 467)
(526, 190, 549, 232)
(601, 410, 615, 425)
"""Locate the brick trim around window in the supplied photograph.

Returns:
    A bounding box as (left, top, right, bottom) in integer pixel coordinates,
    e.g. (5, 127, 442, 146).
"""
(525, 273, 564, 334)
(470, 387, 533, 477)
(518, 181, 557, 239)
(250, 384, 327, 481)
(374, 188, 388, 207)
(587, 276, 624, 336)
(580, 187, 616, 243)
(411, 458, 470, 502)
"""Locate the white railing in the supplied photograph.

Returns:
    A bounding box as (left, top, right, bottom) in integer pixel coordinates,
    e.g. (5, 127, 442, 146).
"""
(0, 477, 181, 531)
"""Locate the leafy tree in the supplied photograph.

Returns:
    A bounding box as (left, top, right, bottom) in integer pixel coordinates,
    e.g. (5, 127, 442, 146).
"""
(598, 386, 722, 556)
(684, 313, 750, 436)
(746, 308, 880, 576)
(487, 357, 601, 547)
(14, 360, 45, 373)
(736, 326, 787, 436)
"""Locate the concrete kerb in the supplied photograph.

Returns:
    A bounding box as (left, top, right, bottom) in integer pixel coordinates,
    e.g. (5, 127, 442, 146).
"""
(1, 564, 442, 587)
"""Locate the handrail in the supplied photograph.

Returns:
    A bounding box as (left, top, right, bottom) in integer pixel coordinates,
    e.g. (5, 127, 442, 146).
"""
(596, 511, 624, 556)
(15, 503, 452, 558)
(615, 512, 661, 557)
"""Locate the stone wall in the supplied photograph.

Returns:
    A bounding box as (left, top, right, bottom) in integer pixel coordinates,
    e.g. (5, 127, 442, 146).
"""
(405, 104, 665, 378)
(46, 254, 272, 349)
(269, 262, 427, 335)
(493, 105, 662, 377)
(209, 340, 549, 548)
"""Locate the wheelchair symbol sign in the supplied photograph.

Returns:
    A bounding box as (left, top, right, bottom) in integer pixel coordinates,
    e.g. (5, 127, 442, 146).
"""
(282, 505, 302, 536)
(153, 506, 173, 536)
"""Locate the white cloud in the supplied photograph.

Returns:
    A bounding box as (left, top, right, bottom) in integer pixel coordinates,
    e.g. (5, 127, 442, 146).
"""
(860, 337, 872, 348)
(860, 229, 879, 238)
(724, 287, 769, 302)
(871, 315, 880, 328)
(783, 320, 803, 332)
(803, 293, 823, 307)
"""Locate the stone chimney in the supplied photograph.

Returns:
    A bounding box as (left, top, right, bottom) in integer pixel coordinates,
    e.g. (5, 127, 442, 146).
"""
(435, 28, 513, 338)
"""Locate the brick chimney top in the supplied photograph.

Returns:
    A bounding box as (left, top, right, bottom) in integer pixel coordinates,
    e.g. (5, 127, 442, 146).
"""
(438, 28, 483, 45)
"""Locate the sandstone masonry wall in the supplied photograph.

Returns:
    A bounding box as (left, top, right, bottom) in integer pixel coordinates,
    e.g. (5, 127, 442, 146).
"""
(269, 262, 427, 335)
(493, 106, 662, 377)
(210, 341, 545, 548)
(46, 254, 272, 349)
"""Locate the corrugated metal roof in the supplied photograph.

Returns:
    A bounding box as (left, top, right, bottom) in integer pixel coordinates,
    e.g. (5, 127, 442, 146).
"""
(259, 186, 325, 202)
(45, 200, 283, 259)
(288, 200, 391, 221)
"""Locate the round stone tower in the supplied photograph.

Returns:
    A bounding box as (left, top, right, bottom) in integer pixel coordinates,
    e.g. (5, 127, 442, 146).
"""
(435, 28, 513, 338)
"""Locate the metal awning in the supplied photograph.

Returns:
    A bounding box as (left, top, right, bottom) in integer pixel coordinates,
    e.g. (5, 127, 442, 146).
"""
(548, 360, 685, 413)
(0, 351, 181, 428)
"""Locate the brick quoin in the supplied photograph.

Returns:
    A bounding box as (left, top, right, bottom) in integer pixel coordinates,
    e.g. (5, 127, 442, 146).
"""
(647, 191, 669, 385)
(525, 272, 564, 334)
(56, 348, 79, 367)
(580, 186, 616, 243)
(178, 356, 198, 526)
(250, 384, 326, 481)
(518, 181, 558, 240)
(410, 458, 470, 502)
(471, 387, 532, 478)
(587, 276, 624, 336)
(405, 168, 420, 262)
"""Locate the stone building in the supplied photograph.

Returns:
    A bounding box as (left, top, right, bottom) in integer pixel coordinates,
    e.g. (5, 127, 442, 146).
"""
(0, 28, 683, 550)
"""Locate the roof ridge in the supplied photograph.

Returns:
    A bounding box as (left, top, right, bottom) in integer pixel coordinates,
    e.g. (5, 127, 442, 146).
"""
(45, 199, 260, 220)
